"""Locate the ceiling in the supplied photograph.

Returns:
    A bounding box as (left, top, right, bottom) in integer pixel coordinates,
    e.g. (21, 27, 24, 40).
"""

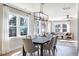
(6, 3, 77, 21)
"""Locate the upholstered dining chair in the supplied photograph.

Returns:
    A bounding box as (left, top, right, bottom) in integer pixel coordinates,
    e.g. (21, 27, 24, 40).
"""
(53, 36, 58, 49)
(22, 38, 39, 56)
(43, 38, 54, 55)
(43, 36, 58, 56)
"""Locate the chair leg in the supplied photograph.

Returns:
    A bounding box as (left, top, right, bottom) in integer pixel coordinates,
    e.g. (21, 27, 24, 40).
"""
(32, 52, 34, 56)
(30, 53, 33, 56)
(52, 46, 57, 56)
(38, 50, 39, 56)
(49, 50, 50, 56)
(54, 46, 57, 52)
(53, 46, 56, 49)
(55, 47, 57, 52)
(26, 52, 27, 56)
(52, 49, 55, 56)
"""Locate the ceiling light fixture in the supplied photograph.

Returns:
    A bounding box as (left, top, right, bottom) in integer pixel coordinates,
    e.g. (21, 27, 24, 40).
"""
(33, 3, 49, 21)
(62, 6, 71, 19)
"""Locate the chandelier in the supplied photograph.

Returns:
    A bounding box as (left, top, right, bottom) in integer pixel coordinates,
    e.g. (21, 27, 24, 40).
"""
(34, 3, 49, 21)
(62, 6, 71, 19)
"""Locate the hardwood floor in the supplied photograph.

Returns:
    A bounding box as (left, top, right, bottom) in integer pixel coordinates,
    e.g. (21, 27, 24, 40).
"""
(2, 40, 78, 56)
(2, 48, 21, 56)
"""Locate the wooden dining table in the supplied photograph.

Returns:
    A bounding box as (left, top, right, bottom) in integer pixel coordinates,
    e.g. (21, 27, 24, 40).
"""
(22, 34, 53, 56)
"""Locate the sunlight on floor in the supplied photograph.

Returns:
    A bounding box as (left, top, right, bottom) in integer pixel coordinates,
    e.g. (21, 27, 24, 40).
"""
(11, 51, 22, 56)
(59, 40, 77, 43)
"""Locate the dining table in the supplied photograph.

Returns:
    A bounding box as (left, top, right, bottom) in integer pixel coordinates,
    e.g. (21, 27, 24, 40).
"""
(22, 34, 53, 56)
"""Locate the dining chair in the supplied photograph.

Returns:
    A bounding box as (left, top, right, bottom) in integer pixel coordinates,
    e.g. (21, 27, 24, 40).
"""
(52, 36, 58, 55)
(43, 38, 54, 56)
(53, 36, 58, 50)
(22, 38, 39, 56)
(43, 36, 58, 56)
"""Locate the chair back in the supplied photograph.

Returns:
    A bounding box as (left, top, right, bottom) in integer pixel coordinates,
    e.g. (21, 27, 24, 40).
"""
(22, 38, 34, 52)
(53, 36, 58, 46)
(49, 37, 54, 47)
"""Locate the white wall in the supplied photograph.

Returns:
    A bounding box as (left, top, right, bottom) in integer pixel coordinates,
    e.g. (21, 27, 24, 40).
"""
(2, 5, 10, 54)
(29, 13, 35, 38)
(77, 4, 79, 55)
(0, 4, 10, 54)
(70, 19, 78, 40)
(0, 3, 3, 55)
(0, 4, 34, 54)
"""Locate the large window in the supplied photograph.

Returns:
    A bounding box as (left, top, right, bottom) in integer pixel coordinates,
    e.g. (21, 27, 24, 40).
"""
(34, 20, 39, 35)
(41, 21, 47, 33)
(62, 24, 67, 32)
(20, 17, 27, 35)
(34, 20, 47, 36)
(9, 14, 29, 37)
(9, 15, 17, 37)
(55, 24, 61, 32)
(55, 24, 67, 33)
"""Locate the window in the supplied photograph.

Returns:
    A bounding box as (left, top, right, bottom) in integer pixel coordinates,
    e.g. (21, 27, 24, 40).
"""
(9, 14, 29, 37)
(62, 24, 67, 32)
(34, 20, 39, 35)
(34, 20, 47, 35)
(9, 15, 17, 37)
(20, 17, 27, 35)
(55, 24, 68, 33)
(63, 24, 67, 28)
(41, 21, 46, 33)
(55, 24, 61, 32)
(63, 29, 67, 32)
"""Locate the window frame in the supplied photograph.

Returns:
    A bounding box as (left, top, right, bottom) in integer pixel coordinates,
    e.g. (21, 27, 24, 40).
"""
(19, 16, 29, 37)
(55, 24, 61, 32)
(34, 20, 39, 35)
(62, 24, 67, 32)
(9, 14, 17, 38)
(55, 23, 68, 33)
(8, 13, 29, 38)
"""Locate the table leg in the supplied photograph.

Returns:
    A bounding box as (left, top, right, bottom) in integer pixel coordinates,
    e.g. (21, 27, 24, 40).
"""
(40, 44, 43, 56)
(23, 46, 26, 56)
